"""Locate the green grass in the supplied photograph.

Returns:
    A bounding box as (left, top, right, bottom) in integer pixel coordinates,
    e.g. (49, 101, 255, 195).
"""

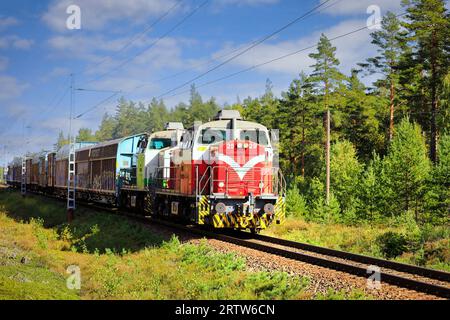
(0, 189, 369, 300)
(263, 217, 450, 272)
(0, 257, 79, 300)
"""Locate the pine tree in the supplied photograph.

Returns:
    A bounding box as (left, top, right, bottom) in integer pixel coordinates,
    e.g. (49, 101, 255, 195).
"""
(76, 128, 96, 142)
(146, 98, 169, 132)
(259, 79, 279, 128)
(308, 33, 346, 204)
(401, 0, 450, 162)
(425, 133, 450, 222)
(95, 113, 116, 141)
(54, 131, 69, 151)
(113, 98, 147, 138)
(327, 140, 362, 215)
(359, 12, 407, 142)
(341, 70, 385, 160)
(278, 73, 323, 178)
(384, 117, 431, 219)
(308, 34, 346, 107)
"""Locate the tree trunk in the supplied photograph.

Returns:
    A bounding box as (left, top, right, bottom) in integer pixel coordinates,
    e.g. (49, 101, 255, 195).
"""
(324, 79, 330, 205)
(430, 30, 438, 163)
(325, 109, 331, 206)
(301, 112, 305, 178)
(431, 92, 438, 163)
(389, 79, 395, 142)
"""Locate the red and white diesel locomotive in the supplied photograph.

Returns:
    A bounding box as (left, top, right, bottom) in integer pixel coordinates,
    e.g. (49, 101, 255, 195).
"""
(6, 110, 285, 233)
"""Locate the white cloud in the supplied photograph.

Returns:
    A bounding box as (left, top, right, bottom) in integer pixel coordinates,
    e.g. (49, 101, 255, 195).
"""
(210, 18, 376, 78)
(11, 38, 34, 49)
(47, 32, 196, 94)
(0, 56, 8, 71)
(49, 67, 70, 78)
(320, 0, 402, 16)
(42, 0, 180, 31)
(0, 17, 19, 30)
(0, 75, 28, 100)
(0, 35, 34, 50)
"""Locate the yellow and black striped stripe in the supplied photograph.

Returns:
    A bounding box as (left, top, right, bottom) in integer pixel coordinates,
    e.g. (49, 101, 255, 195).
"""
(197, 196, 210, 225)
(274, 196, 286, 224)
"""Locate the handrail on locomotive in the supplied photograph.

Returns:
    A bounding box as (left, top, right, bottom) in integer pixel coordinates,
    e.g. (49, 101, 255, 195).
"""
(151, 165, 286, 198)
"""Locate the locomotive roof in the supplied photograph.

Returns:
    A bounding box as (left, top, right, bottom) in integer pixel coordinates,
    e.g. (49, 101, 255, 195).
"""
(76, 138, 122, 153)
(197, 119, 269, 131)
(55, 141, 99, 160)
(149, 130, 180, 139)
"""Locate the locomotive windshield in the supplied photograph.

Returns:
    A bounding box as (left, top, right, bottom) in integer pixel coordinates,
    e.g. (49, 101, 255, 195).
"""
(240, 129, 269, 146)
(149, 138, 172, 150)
(198, 129, 226, 145)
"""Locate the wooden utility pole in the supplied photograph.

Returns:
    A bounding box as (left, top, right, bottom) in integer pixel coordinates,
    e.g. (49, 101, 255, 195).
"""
(325, 108, 330, 205)
(301, 111, 305, 178)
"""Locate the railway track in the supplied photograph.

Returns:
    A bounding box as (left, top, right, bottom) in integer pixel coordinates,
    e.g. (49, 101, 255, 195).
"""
(99, 206, 450, 299)
(4, 188, 450, 299)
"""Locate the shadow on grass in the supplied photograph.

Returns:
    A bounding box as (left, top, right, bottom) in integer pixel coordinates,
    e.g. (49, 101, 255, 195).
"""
(0, 188, 170, 254)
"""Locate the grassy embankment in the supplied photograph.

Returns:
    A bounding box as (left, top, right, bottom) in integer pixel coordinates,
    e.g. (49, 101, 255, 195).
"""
(263, 217, 449, 272)
(0, 190, 368, 300)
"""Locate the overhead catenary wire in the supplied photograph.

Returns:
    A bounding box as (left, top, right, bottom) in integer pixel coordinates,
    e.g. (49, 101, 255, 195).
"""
(133, 0, 345, 92)
(87, 1, 182, 73)
(156, 0, 334, 99)
(162, 12, 408, 100)
(74, 91, 122, 119)
(76, 0, 349, 118)
(55, 0, 337, 120)
(84, 0, 210, 85)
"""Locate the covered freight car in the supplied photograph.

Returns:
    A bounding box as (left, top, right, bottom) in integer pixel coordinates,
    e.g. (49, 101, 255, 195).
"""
(54, 142, 97, 196)
(52, 134, 145, 205)
(6, 157, 23, 188)
(75, 133, 147, 204)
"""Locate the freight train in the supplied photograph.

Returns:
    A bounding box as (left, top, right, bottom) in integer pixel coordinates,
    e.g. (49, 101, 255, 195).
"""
(6, 110, 286, 233)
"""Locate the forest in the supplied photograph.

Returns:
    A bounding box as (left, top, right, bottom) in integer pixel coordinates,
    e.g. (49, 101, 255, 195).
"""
(56, 0, 449, 227)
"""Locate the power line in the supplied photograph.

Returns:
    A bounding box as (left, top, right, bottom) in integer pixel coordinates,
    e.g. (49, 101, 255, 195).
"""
(76, 88, 121, 94)
(133, 0, 344, 92)
(87, 1, 182, 73)
(29, 84, 71, 125)
(156, 0, 334, 99)
(163, 12, 408, 100)
(84, 0, 210, 85)
(74, 91, 122, 119)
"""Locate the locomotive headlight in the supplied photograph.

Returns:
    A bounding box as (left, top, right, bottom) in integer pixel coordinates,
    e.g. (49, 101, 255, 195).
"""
(215, 202, 226, 214)
(218, 182, 225, 188)
(264, 203, 275, 215)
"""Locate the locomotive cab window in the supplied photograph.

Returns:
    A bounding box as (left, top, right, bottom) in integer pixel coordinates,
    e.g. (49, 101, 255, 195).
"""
(137, 137, 148, 153)
(198, 129, 226, 145)
(240, 129, 269, 146)
(149, 138, 172, 150)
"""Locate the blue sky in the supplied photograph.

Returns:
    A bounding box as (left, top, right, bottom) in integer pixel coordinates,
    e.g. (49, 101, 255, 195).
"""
(0, 0, 408, 164)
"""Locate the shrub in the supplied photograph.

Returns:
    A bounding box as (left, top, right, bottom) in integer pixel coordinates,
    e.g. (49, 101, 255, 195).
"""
(383, 118, 431, 217)
(376, 231, 408, 259)
(286, 185, 308, 218)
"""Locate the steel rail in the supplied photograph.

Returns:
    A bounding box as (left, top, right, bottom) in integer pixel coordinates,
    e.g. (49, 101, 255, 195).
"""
(250, 233, 450, 283)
